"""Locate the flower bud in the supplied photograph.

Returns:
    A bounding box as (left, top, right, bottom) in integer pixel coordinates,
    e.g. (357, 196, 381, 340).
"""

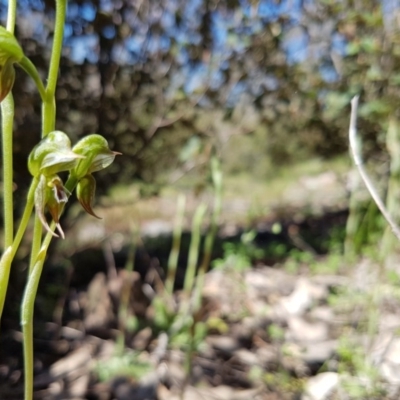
(76, 174, 101, 219)
(28, 130, 84, 177)
(72, 134, 120, 180)
(0, 59, 15, 102)
(0, 26, 24, 102)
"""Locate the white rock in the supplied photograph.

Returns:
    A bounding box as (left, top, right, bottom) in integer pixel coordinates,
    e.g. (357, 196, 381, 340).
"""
(287, 316, 328, 342)
(384, 338, 400, 365)
(301, 340, 337, 365)
(380, 337, 400, 385)
(302, 372, 339, 400)
(279, 278, 313, 315)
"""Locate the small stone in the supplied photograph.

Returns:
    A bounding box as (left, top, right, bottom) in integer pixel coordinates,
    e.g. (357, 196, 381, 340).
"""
(380, 337, 400, 385)
(234, 348, 259, 366)
(256, 345, 279, 368)
(309, 306, 334, 324)
(83, 273, 113, 331)
(279, 278, 314, 316)
(132, 327, 153, 352)
(384, 338, 400, 365)
(207, 335, 240, 355)
(302, 372, 339, 400)
(301, 340, 337, 366)
(287, 317, 328, 343)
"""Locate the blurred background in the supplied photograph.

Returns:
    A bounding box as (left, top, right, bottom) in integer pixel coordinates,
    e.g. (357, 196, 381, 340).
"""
(2, 0, 400, 399)
(6, 0, 394, 191)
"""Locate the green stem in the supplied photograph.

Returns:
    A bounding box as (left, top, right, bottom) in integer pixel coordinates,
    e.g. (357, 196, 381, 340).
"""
(183, 203, 207, 296)
(47, 0, 67, 98)
(21, 177, 78, 391)
(194, 159, 223, 309)
(12, 179, 38, 260)
(0, 178, 37, 320)
(2, 94, 15, 249)
(0, 246, 13, 319)
(22, 221, 58, 400)
(29, 217, 43, 275)
(6, 0, 17, 34)
(21, 249, 46, 400)
(0, 0, 25, 321)
(19, 57, 46, 102)
(42, 0, 67, 137)
(41, 99, 55, 138)
(21, 2, 68, 399)
(165, 194, 186, 296)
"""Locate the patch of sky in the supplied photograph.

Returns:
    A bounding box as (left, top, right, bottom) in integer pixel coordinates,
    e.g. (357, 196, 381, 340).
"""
(211, 11, 227, 52)
(264, 74, 279, 91)
(147, 4, 164, 25)
(0, 5, 4, 24)
(382, 0, 400, 30)
(176, 46, 189, 66)
(147, 35, 161, 54)
(126, 36, 144, 54)
(209, 69, 225, 91)
(319, 64, 339, 83)
(182, 0, 203, 30)
(160, 35, 171, 52)
(81, 2, 96, 22)
(70, 20, 84, 36)
(226, 81, 247, 108)
(220, 59, 230, 71)
(102, 25, 116, 40)
(99, 0, 113, 14)
(167, 67, 189, 97)
(70, 34, 98, 64)
(64, 23, 73, 38)
(258, 0, 289, 21)
(112, 42, 132, 65)
(257, 0, 304, 28)
(248, 72, 280, 96)
(18, 12, 47, 44)
(30, 13, 47, 43)
(238, 0, 253, 19)
(18, 0, 44, 12)
(332, 32, 347, 56)
(282, 26, 308, 64)
(184, 62, 207, 93)
(122, 8, 139, 30)
(67, 3, 79, 20)
(161, 9, 175, 30)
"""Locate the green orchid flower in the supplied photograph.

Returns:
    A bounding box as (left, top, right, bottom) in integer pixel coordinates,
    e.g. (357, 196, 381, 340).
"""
(35, 174, 70, 238)
(70, 134, 121, 218)
(71, 134, 120, 180)
(28, 130, 84, 177)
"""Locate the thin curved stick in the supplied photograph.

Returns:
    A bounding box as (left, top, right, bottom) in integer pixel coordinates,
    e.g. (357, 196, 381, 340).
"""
(349, 95, 400, 241)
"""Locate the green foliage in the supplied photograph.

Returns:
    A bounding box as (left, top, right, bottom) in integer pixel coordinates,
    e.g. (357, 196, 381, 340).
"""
(267, 323, 285, 342)
(94, 351, 152, 383)
(337, 338, 387, 399)
(264, 370, 304, 396)
(213, 230, 265, 271)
